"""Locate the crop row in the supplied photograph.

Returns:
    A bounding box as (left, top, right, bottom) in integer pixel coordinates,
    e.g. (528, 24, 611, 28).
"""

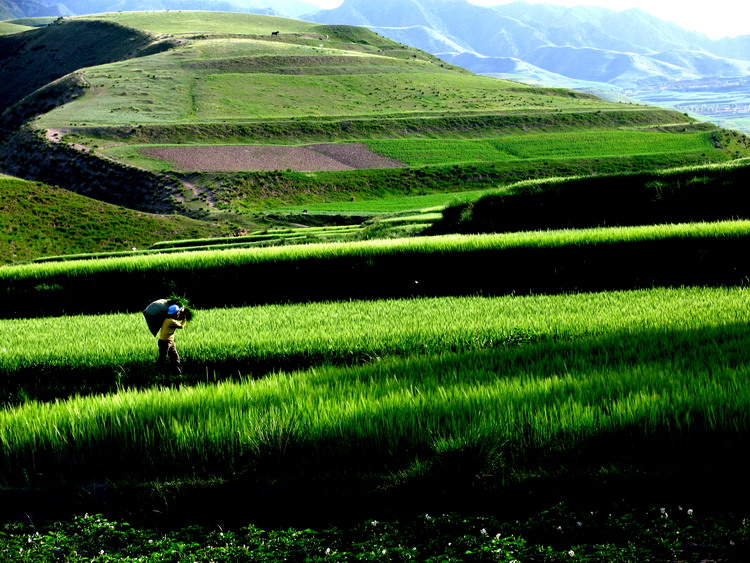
(2, 221, 750, 318)
(149, 224, 363, 250)
(1, 292, 747, 486)
(1, 287, 748, 403)
(30, 225, 367, 263)
(365, 131, 715, 166)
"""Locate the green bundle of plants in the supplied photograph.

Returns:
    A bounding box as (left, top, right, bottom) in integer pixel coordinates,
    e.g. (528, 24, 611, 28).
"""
(168, 294, 195, 322)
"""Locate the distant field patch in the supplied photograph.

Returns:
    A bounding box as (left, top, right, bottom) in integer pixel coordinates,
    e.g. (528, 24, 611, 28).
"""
(140, 143, 404, 171)
(366, 130, 716, 165)
(0, 22, 32, 35)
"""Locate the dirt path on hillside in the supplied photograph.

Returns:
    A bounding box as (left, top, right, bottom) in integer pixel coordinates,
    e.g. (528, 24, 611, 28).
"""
(182, 180, 217, 208)
(140, 143, 404, 172)
(45, 128, 91, 152)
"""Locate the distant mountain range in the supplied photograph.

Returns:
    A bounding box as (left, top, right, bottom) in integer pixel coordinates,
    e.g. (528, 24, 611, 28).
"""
(305, 0, 750, 89)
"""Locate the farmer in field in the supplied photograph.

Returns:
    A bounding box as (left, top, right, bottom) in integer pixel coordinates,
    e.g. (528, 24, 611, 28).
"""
(158, 304, 186, 374)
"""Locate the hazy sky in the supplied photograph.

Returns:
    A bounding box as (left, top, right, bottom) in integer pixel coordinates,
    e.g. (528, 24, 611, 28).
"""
(308, 1, 749, 40)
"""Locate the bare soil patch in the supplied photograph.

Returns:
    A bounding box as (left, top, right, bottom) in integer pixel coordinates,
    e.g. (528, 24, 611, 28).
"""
(45, 128, 90, 153)
(140, 143, 404, 172)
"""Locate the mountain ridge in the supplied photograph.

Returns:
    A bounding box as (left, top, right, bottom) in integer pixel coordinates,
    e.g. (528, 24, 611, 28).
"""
(306, 0, 750, 78)
(303, 0, 750, 132)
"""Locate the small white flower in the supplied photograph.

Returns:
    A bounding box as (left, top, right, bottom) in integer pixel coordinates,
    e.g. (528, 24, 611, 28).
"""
(480, 528, 488, 536)
(325, 547, 332, 555)
(370, 520, 379, 526)
(568, 550, 575, 557)
(382, 548, 387, 554)
(576, 521, 583, 527)
(660, 507, 666, 514)
(687, 509, 694, 516)
(730, 540, 736, 546)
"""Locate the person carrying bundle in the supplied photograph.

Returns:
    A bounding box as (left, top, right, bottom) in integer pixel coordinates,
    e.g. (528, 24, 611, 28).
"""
(158, 304, 186, 374)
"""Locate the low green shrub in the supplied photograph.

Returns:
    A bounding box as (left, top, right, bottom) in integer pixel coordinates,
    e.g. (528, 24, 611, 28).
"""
(1, 506, 747, 562)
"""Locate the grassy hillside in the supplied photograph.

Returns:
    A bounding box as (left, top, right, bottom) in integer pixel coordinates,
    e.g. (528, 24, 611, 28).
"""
(3, 17, 57, 27)
(0, 176, 232, 264)
(34, 25, 618, 129)
(0, 21, 31, 35)
(0, 18, 177, 117)
(2, 9, 749, 261)
(431, 158, 750, 234)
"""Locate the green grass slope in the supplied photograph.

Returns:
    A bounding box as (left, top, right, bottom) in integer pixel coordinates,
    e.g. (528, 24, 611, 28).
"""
(0, 21, 31, 35)
(34, 17, 659, 133)
(431, 158, 750, 234)
(0, 176, 231, 264)
(3, 10, 749, 261)
(25, 11, 678, 139)
(0, 18, 178, 117)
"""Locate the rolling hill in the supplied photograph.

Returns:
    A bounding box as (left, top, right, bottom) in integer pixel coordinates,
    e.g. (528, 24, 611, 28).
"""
(1, 9, 748, 263)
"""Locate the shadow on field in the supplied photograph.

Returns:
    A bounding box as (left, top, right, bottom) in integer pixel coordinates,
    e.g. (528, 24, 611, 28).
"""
(4, 235, 750, 320)
(0, 422, 746, 533)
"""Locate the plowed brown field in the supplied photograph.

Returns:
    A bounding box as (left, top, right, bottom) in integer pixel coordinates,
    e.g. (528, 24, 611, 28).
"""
(140, 143, 404, 172)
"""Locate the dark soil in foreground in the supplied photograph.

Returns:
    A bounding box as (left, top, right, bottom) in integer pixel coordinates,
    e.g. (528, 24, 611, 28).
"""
(141, 143, 404, 171)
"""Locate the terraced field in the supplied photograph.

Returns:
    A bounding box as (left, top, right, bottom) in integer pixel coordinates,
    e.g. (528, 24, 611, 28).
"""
(25, 11, 733, 222)
(139, 142, 404, 171)
(2, 10, 750, 558)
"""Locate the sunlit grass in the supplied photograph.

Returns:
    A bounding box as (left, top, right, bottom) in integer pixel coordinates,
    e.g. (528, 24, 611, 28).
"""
(366, 131, 716, 165)
(1, 286, 747, 485)
(4, 220, 749, 282)
(1, 286, 747, 382)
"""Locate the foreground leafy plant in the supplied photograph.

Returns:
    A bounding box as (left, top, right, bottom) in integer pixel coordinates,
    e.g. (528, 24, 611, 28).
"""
(1, 505, 747, 562)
